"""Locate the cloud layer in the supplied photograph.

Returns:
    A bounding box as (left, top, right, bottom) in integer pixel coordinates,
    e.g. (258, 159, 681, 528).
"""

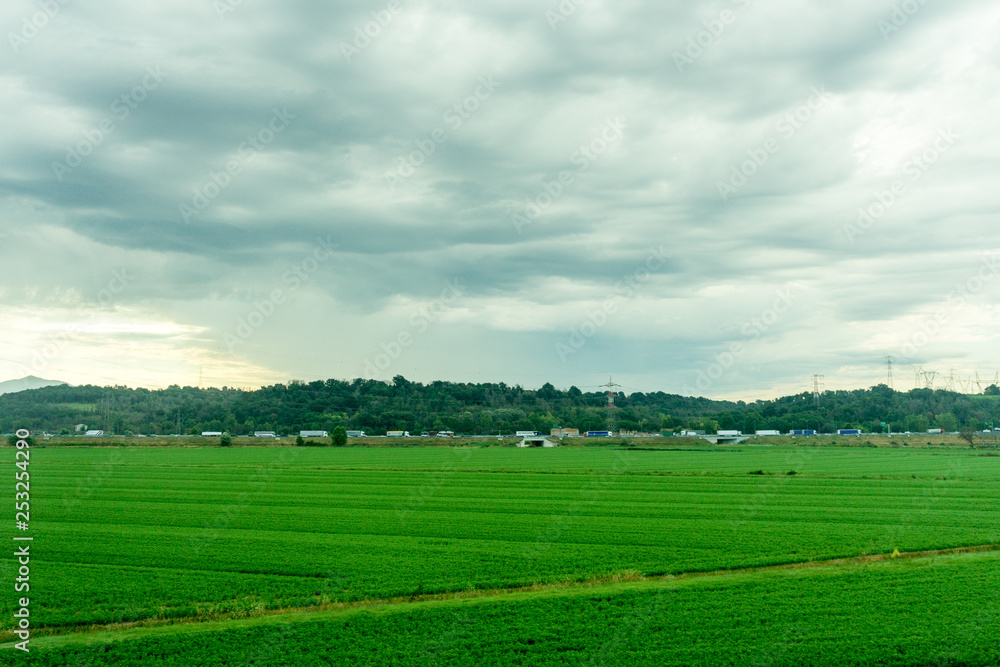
(2, 0, 999, 398)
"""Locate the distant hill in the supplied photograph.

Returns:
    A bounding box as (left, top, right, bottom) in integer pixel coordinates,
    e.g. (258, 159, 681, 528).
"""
(0, 375, 67, 396)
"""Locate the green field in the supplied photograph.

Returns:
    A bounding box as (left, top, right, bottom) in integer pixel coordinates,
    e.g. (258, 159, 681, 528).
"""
(13, 552, 1000, 666)
(3, 445, 1000, 664)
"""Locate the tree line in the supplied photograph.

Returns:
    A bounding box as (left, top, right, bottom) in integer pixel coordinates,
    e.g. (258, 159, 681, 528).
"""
(0, 376, 998, 437)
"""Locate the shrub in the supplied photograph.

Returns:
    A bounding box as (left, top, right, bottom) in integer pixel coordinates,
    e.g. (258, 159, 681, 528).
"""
(8, 434, 33, 447)
(219, 432, 232, 447)
(332, 426, 347, 447)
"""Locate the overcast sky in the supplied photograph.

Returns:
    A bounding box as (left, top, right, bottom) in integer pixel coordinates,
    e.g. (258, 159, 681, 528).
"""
(1, 0, 999, 400)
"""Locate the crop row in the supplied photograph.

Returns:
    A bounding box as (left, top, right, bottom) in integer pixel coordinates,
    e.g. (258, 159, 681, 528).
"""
(11, 551, 1000, 666)
(4, 503, 997, 629)
(6, 448, 1000, 631)
(28, 445, 1000, 479)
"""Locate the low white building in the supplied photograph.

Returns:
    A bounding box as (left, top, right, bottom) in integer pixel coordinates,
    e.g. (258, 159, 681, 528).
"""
(517, 436, 556, 448)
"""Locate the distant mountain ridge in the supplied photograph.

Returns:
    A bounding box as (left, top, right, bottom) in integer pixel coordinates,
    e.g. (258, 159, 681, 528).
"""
(0, 376, 68, 396)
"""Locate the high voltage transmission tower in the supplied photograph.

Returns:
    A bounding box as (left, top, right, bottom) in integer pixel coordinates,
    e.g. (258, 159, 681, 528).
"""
(923, 369, 938, 390)
(811, 374, 824, 406)
(600, 377, 621, 434)
(885, 356, 894, 389)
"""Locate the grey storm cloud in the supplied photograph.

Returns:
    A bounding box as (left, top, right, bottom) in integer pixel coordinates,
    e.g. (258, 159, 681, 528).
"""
(1, 0, 999, 396)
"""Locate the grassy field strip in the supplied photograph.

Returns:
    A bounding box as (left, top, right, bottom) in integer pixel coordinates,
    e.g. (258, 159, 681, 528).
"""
(25, 446, 1000, 478)
(6, 545, 998, 651)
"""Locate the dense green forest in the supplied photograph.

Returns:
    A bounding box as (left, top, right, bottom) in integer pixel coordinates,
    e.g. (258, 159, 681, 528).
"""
(2, 377, 999, 437)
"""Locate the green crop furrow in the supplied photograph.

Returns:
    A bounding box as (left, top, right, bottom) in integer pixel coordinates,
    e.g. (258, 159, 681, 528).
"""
(5, 445, 1000, 659)
(6, 550, 1000, 666)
